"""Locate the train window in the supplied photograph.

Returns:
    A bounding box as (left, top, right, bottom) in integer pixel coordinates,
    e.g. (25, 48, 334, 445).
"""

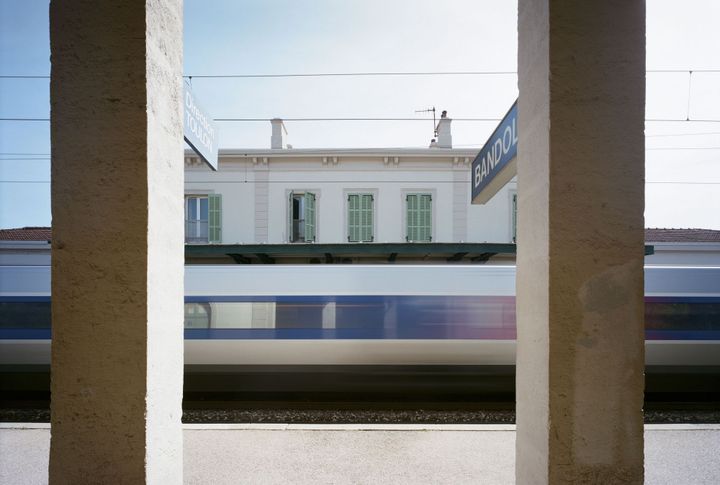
(0, 300, 51, 328)
(184, 303, 211, 329)
(275, 301, 324, 329)
(645, 298, 720, 331)
(335, 298, 386, 329)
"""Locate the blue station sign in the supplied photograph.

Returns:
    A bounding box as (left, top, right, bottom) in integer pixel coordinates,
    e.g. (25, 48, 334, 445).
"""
(471, 101, 518, 204)
(184, 83, 219, 171)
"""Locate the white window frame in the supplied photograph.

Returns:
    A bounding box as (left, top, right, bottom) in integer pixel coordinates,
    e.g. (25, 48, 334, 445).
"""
(185, 194, 210, 244)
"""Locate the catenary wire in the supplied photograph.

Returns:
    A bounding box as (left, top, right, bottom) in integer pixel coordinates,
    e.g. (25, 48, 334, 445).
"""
(3, 180, 720, 185)
(2, 69, 720, 80)
(4, 145, 720, 162)
(4, 117, 720, 123)
(645, 132, 720, 137)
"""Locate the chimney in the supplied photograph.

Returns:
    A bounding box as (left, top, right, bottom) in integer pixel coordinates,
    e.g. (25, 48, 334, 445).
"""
(435, 110, 452, 148)
(271, 118, 285, 149)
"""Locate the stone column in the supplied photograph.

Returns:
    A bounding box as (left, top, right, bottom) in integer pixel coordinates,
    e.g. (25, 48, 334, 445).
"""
(49, 1, 184, 483)
(516, 1, 645, 483)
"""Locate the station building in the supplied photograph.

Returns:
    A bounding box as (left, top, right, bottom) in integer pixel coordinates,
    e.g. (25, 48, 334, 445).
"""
(2, 112, 719, 266)
(183, 117, 516, 248)
(8, 120, 718, 266)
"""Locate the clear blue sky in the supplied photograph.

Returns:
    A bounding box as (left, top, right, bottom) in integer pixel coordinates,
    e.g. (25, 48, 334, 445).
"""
(1, 0, 719, 229)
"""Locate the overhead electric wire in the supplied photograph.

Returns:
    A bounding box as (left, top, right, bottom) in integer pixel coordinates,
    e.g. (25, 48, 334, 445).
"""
(646, 146, 720, 150)
(646, 119, 720, 123)
(647, 69, 720, 73)
(0, 152, 51, 155)
(3, 69, 720, 80)
(4, 133, 720, 154)
(186, 71, 518, 79)
(0, 158, 51, 161)
(0, 118, 50, 122)
(4, 179, 720, 185)
(4, 117, 720, 123)
(0, 75, 49, 79)
(214, 117, 503, 122)
(0, 117, 505, 122)
(645, 132, 720, 137)
(4, 145, 720, 162)
(645, 181, 720, 185)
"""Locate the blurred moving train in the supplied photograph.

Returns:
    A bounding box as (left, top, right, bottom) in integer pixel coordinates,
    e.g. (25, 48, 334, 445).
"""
(1, 264, 719, 367)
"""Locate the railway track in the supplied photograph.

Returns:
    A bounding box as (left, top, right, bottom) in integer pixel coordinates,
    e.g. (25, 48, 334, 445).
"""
(2, 365, 719, 423)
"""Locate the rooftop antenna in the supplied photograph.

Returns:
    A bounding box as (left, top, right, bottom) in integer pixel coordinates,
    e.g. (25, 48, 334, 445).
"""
(415, 106, 437, 137)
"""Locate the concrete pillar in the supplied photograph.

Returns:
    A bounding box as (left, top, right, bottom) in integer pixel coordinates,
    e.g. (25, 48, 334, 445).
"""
(49, 1, 184, 483)
(516, 1, 645, 484)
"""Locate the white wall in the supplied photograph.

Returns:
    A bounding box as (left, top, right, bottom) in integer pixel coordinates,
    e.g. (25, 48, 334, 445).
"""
(467, 179, 517, 243)
(184, 151, 514, 244)
(185, 160, 255, 244)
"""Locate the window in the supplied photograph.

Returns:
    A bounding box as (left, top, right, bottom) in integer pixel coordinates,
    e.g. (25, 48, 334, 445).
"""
(406, 193, 432, 242)
(289, 192, 316, 242)
(347, 194, 374, 242)
(185, 194, 221, 243)
(184, 303, 211, 328)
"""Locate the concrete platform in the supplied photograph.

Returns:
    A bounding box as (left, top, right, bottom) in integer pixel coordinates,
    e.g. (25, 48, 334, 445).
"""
(1, 423, 719, 484)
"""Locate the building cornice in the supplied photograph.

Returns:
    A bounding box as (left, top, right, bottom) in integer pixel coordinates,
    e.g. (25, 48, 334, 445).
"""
(186, 147, 478, 158)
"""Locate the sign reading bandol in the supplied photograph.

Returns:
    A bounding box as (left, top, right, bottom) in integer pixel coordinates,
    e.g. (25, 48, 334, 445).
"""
(184, 83, 219, 171)
(471, 101, 518, 204)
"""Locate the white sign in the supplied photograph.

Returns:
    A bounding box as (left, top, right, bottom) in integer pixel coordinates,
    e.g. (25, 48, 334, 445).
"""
(184, 84, 219, 171)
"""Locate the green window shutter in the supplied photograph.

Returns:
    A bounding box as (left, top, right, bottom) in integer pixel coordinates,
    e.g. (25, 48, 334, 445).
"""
(407, 194, 431, 242)
(406, 194, 416, 242)
(288, 191, 295, 242)
(348, 194, 373, 242)
(304, 192, 316, 242)
(361, 194, 373, 242)
(348, 194, 359, 242)
(419, 194, 431, 242)
(512, 193, 517, 243)
(208, 194, 222, 243)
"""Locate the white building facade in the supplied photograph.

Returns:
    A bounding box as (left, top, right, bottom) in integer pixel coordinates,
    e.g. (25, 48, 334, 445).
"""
(184, 148, 517, 246)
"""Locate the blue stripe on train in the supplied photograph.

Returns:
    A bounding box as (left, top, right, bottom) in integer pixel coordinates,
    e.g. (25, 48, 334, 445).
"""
(2, 328, 719, 341)
(2, 295, 719, 340)
(184, 295, 720, 304)
(3, 295, 720, 303)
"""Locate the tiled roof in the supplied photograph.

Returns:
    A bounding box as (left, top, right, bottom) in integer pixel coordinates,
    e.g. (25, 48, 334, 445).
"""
(645, 228, 720, 243)
(0, 227, 52, 241)
(1, 226, 718, 243)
